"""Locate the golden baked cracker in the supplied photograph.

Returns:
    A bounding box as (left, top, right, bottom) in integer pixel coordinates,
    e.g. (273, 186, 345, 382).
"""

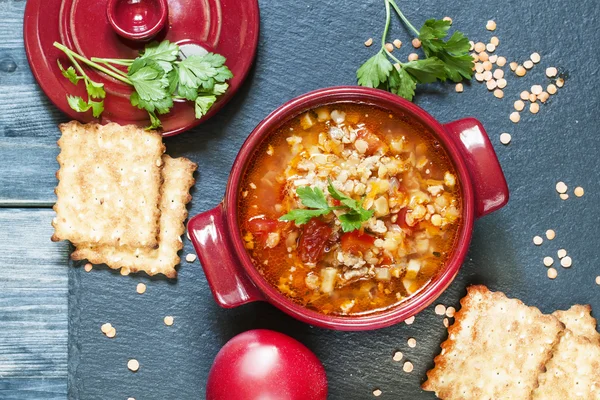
(553, 304, 600, 345)
(422, 285, 564, 400)
(52, 121, 165, 247)
(532, 329, 600, 399)
(71, 155, 196, 278)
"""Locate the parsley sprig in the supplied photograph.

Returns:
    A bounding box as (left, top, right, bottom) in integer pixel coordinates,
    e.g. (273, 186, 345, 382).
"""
(357, 0, 473, 101)
(280, 179, 374, 232)
(53, 41, 233, 129)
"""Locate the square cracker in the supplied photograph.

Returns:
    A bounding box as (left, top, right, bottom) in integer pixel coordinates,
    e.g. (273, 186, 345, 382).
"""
(532, 329, 600, 399)
(553, 304, 600, 345)
(71, 155, 196, 278)
(52, 121, 165, 247)
(422, 285, 564, 400)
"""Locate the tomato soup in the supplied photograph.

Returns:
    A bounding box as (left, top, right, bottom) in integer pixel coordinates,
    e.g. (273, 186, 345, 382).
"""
(238, 103, 462, 316)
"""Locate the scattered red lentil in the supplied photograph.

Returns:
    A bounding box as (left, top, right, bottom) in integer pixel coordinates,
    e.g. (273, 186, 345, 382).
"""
(547, 268, 558, 280)
(546, 67, 558, 78)
(404, 316, 415, 325)
(364, 38, 373, 47)
(455, 83, 464, 93)
(434, 304, 446, 315)
(445, 307, 456, 318)
(546, 229, 556, 240)
(486, 20, 497, 31)
(543, 257, 554, 267)
(500, 133, 511, 145)
(574, 187, 584, 197)
(136, 283, 147, 294)
(164, 316, 174, 326)
(373, 389, 382, 397)
(533, 236, 543, 246)
(185, 253, 197, 263)
(393, 39, 402, 48)
(393, 351, 403, 361)
(403, 361, 414, 373)
(555, 182, 568, 194)
(412, 38, 421, 48)
(84, 263, 93, 272)
(557, 249, 567, 259)
(407, 338, 417, 348)
(560, 256, 572, 268)
(127, 359, 140, 372)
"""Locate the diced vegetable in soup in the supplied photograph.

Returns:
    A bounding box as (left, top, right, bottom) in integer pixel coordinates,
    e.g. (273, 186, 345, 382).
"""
(238, 103, 462, 316)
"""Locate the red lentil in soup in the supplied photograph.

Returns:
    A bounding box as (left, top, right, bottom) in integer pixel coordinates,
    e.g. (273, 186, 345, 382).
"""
(238, 103, 462, 316)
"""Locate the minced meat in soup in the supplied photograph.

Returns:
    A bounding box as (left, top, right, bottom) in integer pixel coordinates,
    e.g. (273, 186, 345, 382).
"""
(238, 103, 462, 316)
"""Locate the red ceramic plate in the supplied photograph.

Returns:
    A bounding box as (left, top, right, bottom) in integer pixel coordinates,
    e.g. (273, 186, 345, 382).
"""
(24, 0, 259, 137)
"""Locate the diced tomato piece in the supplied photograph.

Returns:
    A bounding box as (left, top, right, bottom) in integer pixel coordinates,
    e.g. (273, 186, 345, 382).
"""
(332, 199, 342, 206)
(357, 128, 389, 155)
(396, 208, 413, 236)
(340, 231, 376, 255)
(298, 218, 333, 264)
(246, 216, 279, 237)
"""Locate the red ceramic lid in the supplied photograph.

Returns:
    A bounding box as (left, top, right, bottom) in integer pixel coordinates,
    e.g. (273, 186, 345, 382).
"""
(24, 0, 260, 137)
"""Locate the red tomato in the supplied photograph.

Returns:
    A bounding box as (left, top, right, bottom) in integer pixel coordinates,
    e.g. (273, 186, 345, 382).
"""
(298, 218, 332, 263)
(206, 330, 328, 400)
(357, 128, 388, 155)
(246, 216, 278, 236)
(340, 231, 375, 255)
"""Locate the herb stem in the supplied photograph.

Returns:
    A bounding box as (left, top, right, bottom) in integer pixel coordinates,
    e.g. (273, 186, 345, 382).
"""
(53, 42, 132, 85)
(388, 0, 420, 36)
(385, 49, 403, 65)
(91, 57, 134, 66)
(65, 52, 89, 82)
(97, 61, 129, 79)
(381, 0, 393, 48)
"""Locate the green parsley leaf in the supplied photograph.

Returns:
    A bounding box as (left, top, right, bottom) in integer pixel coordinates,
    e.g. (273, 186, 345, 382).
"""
(167, 68, 179, 95)
(327, 180, 373, 221)
(179, 56, 217, 87)
(139, 40, 179, 73)
(356, 6, 473, 100)
(279, 209, 331, 225)
(194, 94, 217, 118)
(403, 58, 448, 83)
(66, 95, 91, 113)
(388, 67, 417, 100)
(147, 111, 162, 130)
(357, 51, 394, 88)
(201, 53, 233, 82)
(178, 84, 199, 101)
(58, 61, 82, 85)
(128, 61, 169, 101)
(211, 83, 229, 96)
(296, 186, 329, 210)
(88, 100, 104, 118)
(85, 80, 106, 99)
(338, 212, 365, 233)
(419, 19, 473, 82)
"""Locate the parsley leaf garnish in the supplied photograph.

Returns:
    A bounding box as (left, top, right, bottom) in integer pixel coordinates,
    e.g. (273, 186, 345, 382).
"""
(356, 0, 473, 101)
(53, 41, 233, 129)
(279, 180, 374, 232)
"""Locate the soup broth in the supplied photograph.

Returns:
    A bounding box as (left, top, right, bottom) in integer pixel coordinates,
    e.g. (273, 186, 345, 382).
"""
(238, 103, 462, 316)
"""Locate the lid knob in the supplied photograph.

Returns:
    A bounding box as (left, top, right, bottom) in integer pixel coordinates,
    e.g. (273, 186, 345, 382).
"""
(107, 0, 168, 41)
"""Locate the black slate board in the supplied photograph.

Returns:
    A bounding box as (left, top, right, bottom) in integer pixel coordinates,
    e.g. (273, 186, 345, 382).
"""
(68, 0, 600, 398)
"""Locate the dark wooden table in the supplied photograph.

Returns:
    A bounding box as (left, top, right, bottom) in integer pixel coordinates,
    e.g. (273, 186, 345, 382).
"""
(2, 0, 599, 399)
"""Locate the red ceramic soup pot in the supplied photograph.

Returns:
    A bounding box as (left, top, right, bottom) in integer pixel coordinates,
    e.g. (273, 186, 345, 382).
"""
(188, 86, 509, 331)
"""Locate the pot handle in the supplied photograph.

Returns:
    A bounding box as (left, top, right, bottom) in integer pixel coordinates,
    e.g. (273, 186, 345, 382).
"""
(188, 204, 264, 308)
(443, 118, 509, 218)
